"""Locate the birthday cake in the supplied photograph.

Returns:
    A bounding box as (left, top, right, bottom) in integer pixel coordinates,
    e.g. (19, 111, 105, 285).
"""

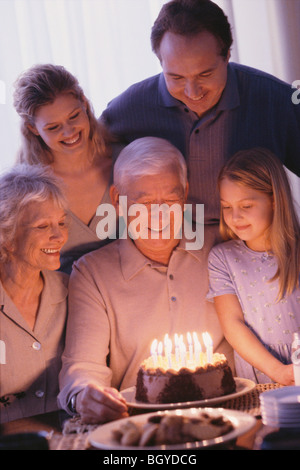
(135, 334, 236, 404)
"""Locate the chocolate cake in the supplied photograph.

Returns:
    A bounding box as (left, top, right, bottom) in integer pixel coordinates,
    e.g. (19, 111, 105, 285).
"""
(135, 353, 236, 404)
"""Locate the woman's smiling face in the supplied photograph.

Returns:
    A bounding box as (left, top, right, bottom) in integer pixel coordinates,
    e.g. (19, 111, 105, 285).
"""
(28, 93, 90, 159)
(10, 199, 68, 273)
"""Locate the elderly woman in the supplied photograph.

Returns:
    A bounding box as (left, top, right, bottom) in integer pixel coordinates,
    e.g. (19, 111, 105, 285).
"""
(58, 137, 232, 424)
(0, 164, 69, 423)
(13, 64, 114, 273)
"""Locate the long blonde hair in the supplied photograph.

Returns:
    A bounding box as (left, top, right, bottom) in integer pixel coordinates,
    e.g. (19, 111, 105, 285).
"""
(218, 148, 300, 300)
(13, 64, 111, 164)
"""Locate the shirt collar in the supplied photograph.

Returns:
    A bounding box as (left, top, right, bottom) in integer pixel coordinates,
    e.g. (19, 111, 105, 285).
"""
(157, 62, 240, 112)
(41, 270, 69, 304)
(0, 270, 68, 310)
(119, 230, 204, 281)
(158, 73, 182, 107)
(0, 270, 68, 337)
(173, 221, 208, 263)
(119, 238, 161, 281)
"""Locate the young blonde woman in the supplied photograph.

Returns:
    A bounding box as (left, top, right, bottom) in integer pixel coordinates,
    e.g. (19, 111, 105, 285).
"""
(13, 64, 114, 273)
(207, 148, 300, 385)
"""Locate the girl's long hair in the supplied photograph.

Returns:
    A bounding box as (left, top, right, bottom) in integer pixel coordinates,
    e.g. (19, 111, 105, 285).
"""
(218, 148, 300, 300)
(13, 64, 111, 164)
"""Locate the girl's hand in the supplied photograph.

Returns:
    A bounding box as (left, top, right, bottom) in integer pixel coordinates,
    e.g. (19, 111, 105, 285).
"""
(271, 363, 295, 386)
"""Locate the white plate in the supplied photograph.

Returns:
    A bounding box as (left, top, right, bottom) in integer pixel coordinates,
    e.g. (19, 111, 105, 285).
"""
(260, 386, 300, 405)
(261, 417, 300, 428)
(260, 401, 300, 413)
(120, 378, 255, 410)
(261, 409, 300, 422)
(88, 407, 256, 450)
(260, 406, 300, 419)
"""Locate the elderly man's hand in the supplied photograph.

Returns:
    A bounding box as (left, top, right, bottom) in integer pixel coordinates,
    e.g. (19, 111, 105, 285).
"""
(76, 384, 129, 424)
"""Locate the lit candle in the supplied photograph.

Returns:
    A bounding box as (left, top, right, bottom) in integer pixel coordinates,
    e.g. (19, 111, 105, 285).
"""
(165, 337, 172, 368)
(192, 331, 199, 344)
(202, 332, 213, 364)
(151, 339, 158, 366)
(164, 334, 169, 360)
(193, 332, 202, 365)
(158, 341, 163, 366)
(174, 334, 180, 364)
(179, 336, 187, 367)
(187, 332, 193, 362)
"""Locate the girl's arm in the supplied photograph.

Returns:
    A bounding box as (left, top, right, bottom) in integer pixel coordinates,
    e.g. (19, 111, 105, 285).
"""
(214, 294, 294, 385)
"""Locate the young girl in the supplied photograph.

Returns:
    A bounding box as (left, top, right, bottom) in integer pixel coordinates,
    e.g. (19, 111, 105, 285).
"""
(207, 148, 300, 385)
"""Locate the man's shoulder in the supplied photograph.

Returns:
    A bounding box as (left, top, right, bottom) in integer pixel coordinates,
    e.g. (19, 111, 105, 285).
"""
(74, 239, 121, 271)
(107, 74, 161, 107)
(230, 62, 291, 90)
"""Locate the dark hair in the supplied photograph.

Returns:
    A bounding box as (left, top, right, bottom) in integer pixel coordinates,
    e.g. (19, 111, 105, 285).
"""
(151, 0, 232, 59)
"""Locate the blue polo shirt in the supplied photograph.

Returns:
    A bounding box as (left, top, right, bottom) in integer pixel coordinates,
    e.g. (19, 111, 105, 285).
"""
(102, 63, 300, 223)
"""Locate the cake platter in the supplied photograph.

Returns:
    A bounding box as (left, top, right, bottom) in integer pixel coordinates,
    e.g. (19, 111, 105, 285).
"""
(88, 407, 256, 450)
(120, 377, 255, 410)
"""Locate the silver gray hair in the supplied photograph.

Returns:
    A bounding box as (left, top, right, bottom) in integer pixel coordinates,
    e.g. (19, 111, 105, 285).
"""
(114, 137, 187, 193)
(0, 163, 68, 262)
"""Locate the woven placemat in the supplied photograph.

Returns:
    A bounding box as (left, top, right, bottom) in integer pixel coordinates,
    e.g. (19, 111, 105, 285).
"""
(49, 416, 98, 450)
(49, 431, 89, 450)
(212, 383, 283, 416)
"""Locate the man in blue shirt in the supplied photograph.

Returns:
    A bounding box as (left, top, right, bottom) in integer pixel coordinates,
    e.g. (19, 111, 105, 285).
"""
(101, 0, 300, 224)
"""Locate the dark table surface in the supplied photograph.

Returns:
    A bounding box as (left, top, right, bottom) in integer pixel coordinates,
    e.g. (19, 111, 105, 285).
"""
(0, 383, 287, 450)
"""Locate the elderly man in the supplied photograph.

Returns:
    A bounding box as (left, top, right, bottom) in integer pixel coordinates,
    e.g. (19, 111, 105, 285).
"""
(101, 0, 300, 225)
(58, 137, 232, 424)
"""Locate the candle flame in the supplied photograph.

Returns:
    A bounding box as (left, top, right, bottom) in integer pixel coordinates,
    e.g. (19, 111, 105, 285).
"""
(149, 331, 213, 369)
(179, 339, 186, 366)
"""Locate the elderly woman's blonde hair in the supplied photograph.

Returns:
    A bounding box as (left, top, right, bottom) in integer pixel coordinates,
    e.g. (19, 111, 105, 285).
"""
(218, 147, 300, 300)
(13, 64, 111, 165)
(0, 163, 68, 263)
